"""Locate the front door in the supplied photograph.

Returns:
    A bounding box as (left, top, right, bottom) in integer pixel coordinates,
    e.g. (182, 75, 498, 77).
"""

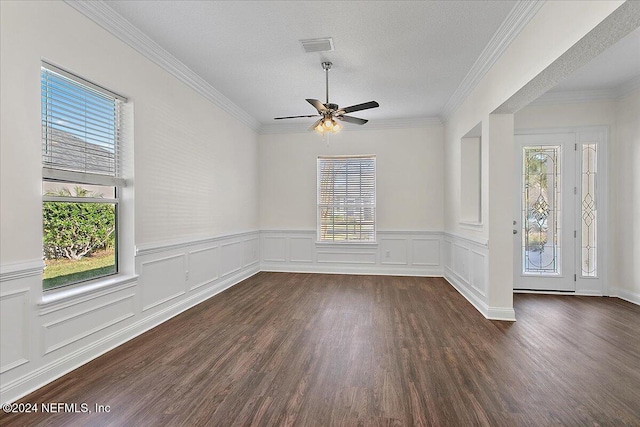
(513, 129, 606, 293)
(514, 133, 576, 291)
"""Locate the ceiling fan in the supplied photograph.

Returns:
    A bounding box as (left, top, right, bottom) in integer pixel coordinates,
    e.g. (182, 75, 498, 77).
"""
(274, 62, 379, 133)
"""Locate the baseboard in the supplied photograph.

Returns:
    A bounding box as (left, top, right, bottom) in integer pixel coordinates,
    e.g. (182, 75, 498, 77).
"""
(0, 266, 259, 404)
(487, 307, 516, 321)
(261, 264, 442, 277)
(444, 269, 516, 321)
(443, 269, 489, 318)
(610, 287, 640, 306)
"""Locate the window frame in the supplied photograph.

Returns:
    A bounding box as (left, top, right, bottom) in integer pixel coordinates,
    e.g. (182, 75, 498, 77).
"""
(41, 62, 127, 292)
(317, 155, 377, 243)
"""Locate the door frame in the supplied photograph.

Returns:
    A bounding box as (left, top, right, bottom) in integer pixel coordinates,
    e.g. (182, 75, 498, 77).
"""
(513, 126, 608, 296)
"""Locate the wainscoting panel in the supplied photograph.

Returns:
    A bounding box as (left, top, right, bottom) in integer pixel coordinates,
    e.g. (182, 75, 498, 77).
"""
(261, 230, 443, 276)
(221, 241, 243, 277)
(412, 239, 440, 266)
(471, 250, 487, 296)
(380, 239, 408, 265)
(289, 237, 313, 263)
(42, 293, 135, 355)
(140, 254, 186, 312)
(188, 246, 219, 290)
(443, 233, 491, 318)
(243, 238, 260, 268)
(262, 237, 286, 262)
(0, 289, 30, 374)
(1, 231, 260, 405)
(452, 243, 470, 283)
(317, 250, 377, 265)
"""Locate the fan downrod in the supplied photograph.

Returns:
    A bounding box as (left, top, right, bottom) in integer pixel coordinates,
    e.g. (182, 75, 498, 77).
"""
(322, 62, 332, 104)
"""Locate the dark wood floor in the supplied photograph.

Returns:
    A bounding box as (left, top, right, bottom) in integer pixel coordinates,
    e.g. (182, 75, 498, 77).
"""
(2, 273, 639, 426)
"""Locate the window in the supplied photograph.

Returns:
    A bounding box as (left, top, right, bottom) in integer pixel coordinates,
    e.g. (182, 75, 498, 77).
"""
(41, 62, 127, 290)
(317, 156, 376, 242)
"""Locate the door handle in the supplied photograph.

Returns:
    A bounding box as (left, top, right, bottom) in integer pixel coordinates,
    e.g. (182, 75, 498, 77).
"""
(513, 229, 518, 234)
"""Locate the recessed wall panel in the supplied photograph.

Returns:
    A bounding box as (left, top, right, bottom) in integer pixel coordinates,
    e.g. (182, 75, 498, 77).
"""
(243, 238, 259, 267)
(221, 241, 243, 276)
(43, 294, 135, 354)
(263, 236, 286, 262)
(412, 239, 440, 266)
(189, 247, 219, 290)
(289, 237, 313, 263)
(0, 290, 29, 373)
(380, 239, 408, 265)
(141, 254, 186, 311)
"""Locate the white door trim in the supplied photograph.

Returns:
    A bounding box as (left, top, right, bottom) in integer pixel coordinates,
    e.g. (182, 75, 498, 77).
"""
(513, 126, 608, 295)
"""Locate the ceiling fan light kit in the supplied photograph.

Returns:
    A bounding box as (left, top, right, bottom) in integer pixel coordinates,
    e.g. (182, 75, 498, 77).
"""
(274, 61, 379, 135)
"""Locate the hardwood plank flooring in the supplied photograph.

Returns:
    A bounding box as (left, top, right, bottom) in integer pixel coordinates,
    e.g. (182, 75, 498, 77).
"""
(2, 272, 639, 426)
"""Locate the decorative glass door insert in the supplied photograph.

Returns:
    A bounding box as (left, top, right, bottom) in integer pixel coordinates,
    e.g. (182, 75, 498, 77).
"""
(522, 146, 561, 275)
(514, 129, 606, 294)
(580, 143, 598, 277)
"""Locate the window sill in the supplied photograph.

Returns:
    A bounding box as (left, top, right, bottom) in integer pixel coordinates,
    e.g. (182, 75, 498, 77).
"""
(459, 221, 483, 230)
(39, 273, 138, 310)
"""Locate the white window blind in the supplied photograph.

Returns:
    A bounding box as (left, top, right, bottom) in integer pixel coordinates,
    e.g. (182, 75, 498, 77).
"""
(317, 156, 376, 242)
(41, 62, 126, 186)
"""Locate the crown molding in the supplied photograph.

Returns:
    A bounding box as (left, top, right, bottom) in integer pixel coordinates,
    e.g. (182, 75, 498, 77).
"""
(259, 117, 442, 135)
(528, 89, 617, 106)
(615, 74, 640, 97)
(440, 0, 545, 122)
(528, 75, 640, 106)
(63, 0, 261, 132)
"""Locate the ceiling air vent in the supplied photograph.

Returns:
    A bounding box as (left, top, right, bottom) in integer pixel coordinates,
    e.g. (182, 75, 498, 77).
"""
(300, 37, 334, 53)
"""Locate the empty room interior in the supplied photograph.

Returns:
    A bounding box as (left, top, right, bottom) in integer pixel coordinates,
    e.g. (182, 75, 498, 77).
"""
(1, 0, 639, 425)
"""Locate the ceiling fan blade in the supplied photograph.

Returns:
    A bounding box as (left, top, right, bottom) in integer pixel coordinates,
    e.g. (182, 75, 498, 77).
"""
(274, 114, 318, 120)
(308, 118, 323, 131)
(336, 115, 368, 125)
(306, 99, 328, 113)
(338, 101, 379, 115)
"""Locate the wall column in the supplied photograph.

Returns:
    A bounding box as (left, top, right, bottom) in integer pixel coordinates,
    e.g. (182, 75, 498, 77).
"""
(486, 113, 516, 320)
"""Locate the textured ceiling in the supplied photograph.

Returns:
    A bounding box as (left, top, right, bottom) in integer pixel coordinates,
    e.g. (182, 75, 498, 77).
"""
(104, 0, 517, 125)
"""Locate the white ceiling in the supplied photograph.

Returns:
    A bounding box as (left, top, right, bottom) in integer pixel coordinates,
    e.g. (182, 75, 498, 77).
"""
(95, 1, 640, 128)
(104, 0, 517, 126)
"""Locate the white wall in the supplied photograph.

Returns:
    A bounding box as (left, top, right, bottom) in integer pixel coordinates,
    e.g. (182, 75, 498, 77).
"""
(259, 126, 444, 232)
(443, 0, 625, 320)
(611, 89, 640, 302)
(514, 92, 640, 303)
(258, 125, 445, 277)
(0, 0, 259, 404)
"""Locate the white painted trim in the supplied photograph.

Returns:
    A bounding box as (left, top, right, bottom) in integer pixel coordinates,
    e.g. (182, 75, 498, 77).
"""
(443, 270, 489, 317)
(441, 0, 545, 121)
(0, 266, 259, 404)
(136, 230, 259, 256)
(608, 288, 640, 306)
(260, 229, 443, 277)
(42, 294, 136, 355)
(259, 117, 442, 135)
(527, 75, 640, 106)
(514, 125, 610, 136)
(513, 289, 602, 296)
(443, 232, 489, 248)
(63, 0, 260, 131)
(0, 289, 31, 374)
(39, 275, 138, 311)
(528, 89, 617, 106)
(261, 265, 442, 277)
(0, 259, 44, 282)
(39, 280, 137, 315)
(487, 307, 516, 321)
